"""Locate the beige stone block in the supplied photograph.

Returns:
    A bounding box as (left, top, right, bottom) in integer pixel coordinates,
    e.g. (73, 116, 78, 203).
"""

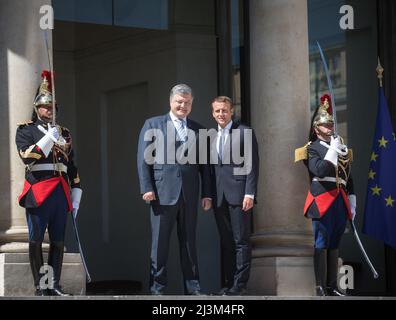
(248, 256, 315, 296)
(0, 253, 86, 296)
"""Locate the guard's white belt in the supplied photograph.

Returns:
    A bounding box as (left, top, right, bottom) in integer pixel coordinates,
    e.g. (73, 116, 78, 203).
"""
(312, 177, 346, 186)
(30, 163, 68, 173)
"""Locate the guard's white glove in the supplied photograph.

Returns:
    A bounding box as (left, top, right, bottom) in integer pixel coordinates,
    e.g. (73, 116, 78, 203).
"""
(36, 124, 60, 157)
(71, 188, 83, 219)
(48, 124, 60, 140)
(348, 194, 357, 220)
(330, 135, 342, 150)
(324, 136, 340, 166)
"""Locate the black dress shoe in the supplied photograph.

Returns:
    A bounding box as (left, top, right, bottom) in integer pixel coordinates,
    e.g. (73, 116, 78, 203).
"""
(326, 287, 345, 296)
(226, 287, 247, 296)
(190, 290, 204, 296)
(151, 290, 164, 296)
(216, 287, 230, 296)
(35, 287, 49, 296)
(47, 286, 72, 296)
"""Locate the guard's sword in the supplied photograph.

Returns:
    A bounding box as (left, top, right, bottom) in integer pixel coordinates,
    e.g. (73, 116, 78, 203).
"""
(350, 220, 379, 279)
(316, 41, 348, 156)
(317, 41, 338, 134)
(42, 32, 65, 146)
(71, 210, 92, 283)
(43, 31, 56, 126)
(317, 41, 379, 279)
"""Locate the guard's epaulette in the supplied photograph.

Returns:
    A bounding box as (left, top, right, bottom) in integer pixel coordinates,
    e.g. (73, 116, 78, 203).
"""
(294, 141, 311, 163)
(17, 121, 33, 127)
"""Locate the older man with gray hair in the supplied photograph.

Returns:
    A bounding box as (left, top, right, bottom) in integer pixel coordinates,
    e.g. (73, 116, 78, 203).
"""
(137, 84, 212, 295)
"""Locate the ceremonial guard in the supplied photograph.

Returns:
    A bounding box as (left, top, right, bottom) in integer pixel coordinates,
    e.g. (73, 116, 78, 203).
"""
(15, 71, 82, 296)
(295, 94, 356, 296)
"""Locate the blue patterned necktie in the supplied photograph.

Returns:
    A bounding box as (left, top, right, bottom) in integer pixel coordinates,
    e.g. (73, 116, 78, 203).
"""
(219, 128, 224, 160)
(177, 119, 187, 142)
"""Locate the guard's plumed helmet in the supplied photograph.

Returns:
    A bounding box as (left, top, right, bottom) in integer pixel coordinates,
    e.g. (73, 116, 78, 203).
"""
(313, 94, 333, 128)
(33, 70, 54, 107)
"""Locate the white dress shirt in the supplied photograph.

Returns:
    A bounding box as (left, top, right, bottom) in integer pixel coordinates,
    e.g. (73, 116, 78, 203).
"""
(217, 121, 254, 200)
(169, 111, 187, 141)
(169, 112, 212, 202)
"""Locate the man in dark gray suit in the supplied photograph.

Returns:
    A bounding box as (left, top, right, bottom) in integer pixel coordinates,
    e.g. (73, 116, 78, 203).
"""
(137, 84, 212, 295)
(211, 96, 259, 295)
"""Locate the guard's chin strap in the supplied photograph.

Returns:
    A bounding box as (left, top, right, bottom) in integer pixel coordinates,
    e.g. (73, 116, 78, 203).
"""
(38, 116, 51, 124)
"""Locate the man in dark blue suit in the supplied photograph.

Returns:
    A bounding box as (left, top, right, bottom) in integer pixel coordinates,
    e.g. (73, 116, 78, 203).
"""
(137, 84, 212, 295)
(210, 96, 259, 295)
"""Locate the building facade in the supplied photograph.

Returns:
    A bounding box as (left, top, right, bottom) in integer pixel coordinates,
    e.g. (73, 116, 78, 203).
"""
(1, 0, 395, 295)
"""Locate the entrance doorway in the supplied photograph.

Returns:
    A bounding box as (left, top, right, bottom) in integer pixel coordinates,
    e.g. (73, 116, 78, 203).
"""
(53, 0, 220, 294)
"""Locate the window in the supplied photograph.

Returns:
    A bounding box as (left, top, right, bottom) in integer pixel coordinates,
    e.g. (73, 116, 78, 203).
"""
(54, 0, 168, 30)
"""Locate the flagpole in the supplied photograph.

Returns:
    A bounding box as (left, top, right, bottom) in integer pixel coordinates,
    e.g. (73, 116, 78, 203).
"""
(377, 58, 384, 88)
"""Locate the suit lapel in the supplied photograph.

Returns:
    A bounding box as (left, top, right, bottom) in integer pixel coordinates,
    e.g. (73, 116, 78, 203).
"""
(164, 113, 174, 138)
(186, 118, 197, 133)
(231, 121, 239, 130)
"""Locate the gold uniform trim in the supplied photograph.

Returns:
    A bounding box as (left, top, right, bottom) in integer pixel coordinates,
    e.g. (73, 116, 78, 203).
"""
(53, 145, 70, 162)
(19, 145, 42, 160)
(17, 121, 33, 127)
(348, 149, 353, 162)
(294, 142, 311, 162)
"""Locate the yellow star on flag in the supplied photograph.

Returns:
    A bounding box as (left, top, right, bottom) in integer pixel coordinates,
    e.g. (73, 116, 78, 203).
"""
(371, 185, 381, 196)
(368, 169, 376, 180)
(385, 195, 395, 207)
(370, 152, 378, 162)
(378, 136, 388, 148)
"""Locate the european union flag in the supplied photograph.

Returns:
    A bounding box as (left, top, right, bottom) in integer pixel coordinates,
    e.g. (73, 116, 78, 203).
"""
(363, 87, 396, 250)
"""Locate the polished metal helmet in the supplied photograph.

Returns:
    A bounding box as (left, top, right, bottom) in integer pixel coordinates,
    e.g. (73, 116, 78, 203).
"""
(33, 70, 54, 107)
(313, 94, 334, 127)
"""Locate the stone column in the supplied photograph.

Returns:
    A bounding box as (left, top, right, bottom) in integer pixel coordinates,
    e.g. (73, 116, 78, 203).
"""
(0, 0, 85, 296)
(0, 0, 51, 252)
(249, 0, 315, 295)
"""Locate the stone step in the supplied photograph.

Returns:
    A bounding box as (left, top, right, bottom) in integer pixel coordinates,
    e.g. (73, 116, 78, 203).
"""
(0, 253, 85, 296)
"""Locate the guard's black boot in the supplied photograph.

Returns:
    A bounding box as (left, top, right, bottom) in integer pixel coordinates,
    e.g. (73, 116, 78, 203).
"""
(47, 241, 72, 296)
(314, 248, 327, 296)
(48, 286, 71, 296)
(34, 287, 48, 296)
(326, 249, 345, 296)
(29, 241, 48, 296)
